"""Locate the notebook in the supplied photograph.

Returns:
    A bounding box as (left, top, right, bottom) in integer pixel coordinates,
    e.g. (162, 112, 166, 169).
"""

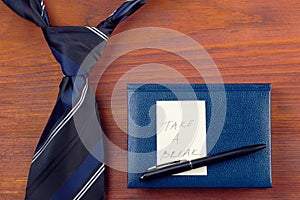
(127, 84, 272, 188)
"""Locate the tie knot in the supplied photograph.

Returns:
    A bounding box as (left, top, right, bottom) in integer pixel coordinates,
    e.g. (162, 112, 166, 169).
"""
(4, 0, 147, 76)
(43, 26, 108, 77)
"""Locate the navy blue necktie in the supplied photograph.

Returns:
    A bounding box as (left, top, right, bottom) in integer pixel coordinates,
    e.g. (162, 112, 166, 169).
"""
(3, 0, 147, 199)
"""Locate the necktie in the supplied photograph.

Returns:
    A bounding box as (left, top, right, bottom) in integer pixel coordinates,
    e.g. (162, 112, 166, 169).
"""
(3, 0, 147, 199)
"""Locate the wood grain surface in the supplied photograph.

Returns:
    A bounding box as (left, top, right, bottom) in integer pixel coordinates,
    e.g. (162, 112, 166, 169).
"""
(1, 0, 300, 199)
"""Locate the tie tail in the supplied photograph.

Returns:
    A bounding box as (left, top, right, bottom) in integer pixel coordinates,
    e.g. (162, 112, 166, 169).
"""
(3, 0, 50, 28)
(97, 0, 147, 35)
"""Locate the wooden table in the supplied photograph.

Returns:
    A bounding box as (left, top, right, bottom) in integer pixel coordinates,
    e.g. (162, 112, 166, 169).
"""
(1, 0, 300, 199)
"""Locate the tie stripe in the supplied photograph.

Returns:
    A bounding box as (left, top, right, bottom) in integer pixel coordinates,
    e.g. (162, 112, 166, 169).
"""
(50, 141, 104, 199)
(86, 27, 109, 41)
(73, 164, 105, 200)
(40, 0, 45, 17)
(32, 78, 89, 163)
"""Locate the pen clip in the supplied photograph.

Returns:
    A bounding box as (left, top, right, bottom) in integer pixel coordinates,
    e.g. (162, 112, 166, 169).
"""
(146, 160, 188, 172)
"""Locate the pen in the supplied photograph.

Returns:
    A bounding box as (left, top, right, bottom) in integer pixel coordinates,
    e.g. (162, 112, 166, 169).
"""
(139, 144, 266, 182)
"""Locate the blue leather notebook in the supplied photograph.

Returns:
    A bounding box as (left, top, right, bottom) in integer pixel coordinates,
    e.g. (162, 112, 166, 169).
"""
(127, 84, 272, 188)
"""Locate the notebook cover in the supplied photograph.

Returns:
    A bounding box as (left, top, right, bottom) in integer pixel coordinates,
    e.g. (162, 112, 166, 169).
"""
(127, 84, 272, 188)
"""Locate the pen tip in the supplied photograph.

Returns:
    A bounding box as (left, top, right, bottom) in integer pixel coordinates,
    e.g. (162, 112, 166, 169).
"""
(251, 144, 266, 152)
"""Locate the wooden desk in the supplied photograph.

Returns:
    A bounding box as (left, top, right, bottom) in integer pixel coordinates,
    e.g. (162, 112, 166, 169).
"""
(1, 0, 300, 199)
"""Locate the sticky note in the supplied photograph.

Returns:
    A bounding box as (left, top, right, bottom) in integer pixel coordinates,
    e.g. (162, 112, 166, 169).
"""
(156, 101, 207, 176)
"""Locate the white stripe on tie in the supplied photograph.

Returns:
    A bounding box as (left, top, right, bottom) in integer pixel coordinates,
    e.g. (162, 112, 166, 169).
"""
(85, 27, 109, 41)
(73, 164, 105, 200)
(32, 78, 89, 163)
